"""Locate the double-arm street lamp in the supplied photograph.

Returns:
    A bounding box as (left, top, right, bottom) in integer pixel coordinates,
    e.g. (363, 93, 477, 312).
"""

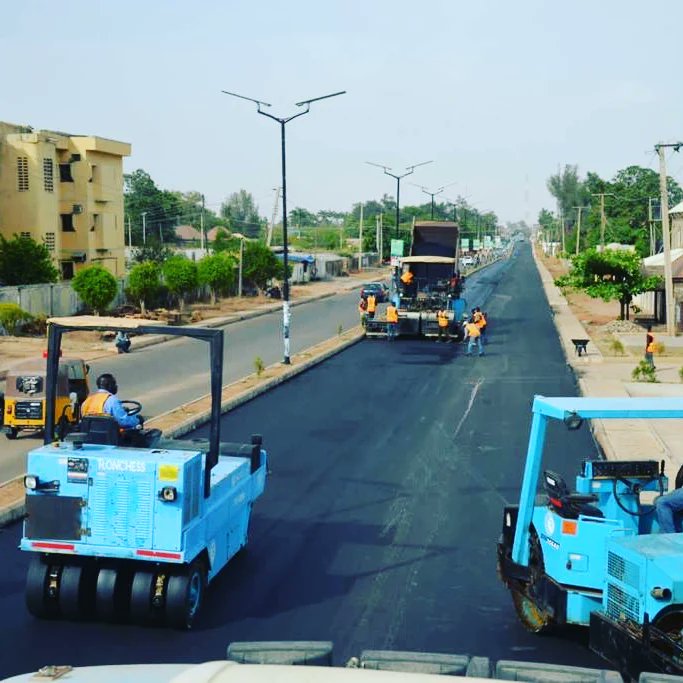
(222, 88, 345, 364)
(412, 181, 458, 219)
(365, 161, 432, 239)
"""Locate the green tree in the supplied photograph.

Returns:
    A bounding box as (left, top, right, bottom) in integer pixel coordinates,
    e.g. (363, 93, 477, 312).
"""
(198, 253, 236, 303)
(130, 240, 175, 265)
(243, 241, 284, 290)
(547, 165, 590, 230)
(212, 228, 241, 254)
(162, 256, 198, 311)
(124, 169, 183, 245)
(71, 266, 119, 315)
(555, 248, 661, 320)
(220, 189, 264, 238)
(0, 235, 58, 285)
(127, 261, 161, 315)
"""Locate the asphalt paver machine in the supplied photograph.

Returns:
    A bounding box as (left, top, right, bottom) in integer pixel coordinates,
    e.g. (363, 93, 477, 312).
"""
(20, 317, 268, 628)
(497, 396, 683, 680)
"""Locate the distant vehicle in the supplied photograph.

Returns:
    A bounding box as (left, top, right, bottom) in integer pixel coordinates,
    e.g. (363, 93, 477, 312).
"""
(460, 255, 476, 268)
(360, 283, 389, 302)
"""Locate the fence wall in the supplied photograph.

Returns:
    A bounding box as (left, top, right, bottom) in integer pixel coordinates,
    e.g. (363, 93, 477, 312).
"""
(0, 280, 127, 318)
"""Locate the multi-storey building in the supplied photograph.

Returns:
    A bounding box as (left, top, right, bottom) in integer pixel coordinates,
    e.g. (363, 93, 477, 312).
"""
(0, 121, 131, 278)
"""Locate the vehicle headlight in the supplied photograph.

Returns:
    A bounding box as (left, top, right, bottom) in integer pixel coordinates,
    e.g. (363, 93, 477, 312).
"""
(24, 475, 38, 490)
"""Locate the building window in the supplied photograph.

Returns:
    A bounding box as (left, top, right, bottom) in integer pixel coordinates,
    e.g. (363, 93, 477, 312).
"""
(90, 165, 97, 183)
(44, 232, 56, 252)
(17, 157, 29, 191)
(61, 261, 75, 280)
(91, 214, 99, 232)
(59, 164, 73, 182)
(60, 214, 75, 232)
(20, 231, 31, 240)
(43, 159, 54, 192)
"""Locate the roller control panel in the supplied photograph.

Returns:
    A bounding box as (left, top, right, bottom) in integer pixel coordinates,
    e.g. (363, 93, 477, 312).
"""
(582, 459, 660, 480)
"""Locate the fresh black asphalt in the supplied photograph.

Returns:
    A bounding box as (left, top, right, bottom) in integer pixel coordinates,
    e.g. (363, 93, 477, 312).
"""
(0, 243, 607, 677)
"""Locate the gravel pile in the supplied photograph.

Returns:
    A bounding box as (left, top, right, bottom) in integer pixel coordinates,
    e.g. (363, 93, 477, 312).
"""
(602, 319, 644, 334)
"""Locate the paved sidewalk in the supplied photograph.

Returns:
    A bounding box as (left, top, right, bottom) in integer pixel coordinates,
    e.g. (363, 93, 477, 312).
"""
(534, 247, 683, 477)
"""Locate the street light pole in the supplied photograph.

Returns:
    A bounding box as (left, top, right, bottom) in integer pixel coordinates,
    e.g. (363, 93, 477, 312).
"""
(141, 211, 147, 246)
(222, 89, 345, 364)
(366, 160, 433, 239)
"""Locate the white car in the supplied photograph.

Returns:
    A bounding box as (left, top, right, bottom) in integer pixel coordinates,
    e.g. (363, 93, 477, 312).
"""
(460, 255, 476, 268)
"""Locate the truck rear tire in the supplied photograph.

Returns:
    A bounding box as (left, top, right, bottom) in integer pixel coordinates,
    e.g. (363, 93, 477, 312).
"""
(26, 556, 59, 619)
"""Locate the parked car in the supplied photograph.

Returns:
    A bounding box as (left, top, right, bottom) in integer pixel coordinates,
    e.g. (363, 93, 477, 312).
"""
(460, 255, 476, 268)
(360, 282, 389, 302)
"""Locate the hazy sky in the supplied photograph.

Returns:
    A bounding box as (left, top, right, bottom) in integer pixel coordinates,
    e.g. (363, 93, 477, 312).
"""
(3, 0, 683, 225)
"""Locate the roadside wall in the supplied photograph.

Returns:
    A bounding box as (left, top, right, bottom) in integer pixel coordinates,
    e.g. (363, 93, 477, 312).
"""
(0, 279, 127, 317)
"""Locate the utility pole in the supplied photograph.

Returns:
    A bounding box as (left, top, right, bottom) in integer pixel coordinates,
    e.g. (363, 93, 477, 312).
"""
(655, 142, 683, 336)
(222, 88, 345, 365)
(200, 194, 205, 251)
(559, 211, 565, 253)
(366, 160, 432, 239)
(591, 193, 614, 247)
(127, 215, 132, 247)
(573, 206, 588, 256)
(358, 203, 363, 272)
(141, 211, 147, 246)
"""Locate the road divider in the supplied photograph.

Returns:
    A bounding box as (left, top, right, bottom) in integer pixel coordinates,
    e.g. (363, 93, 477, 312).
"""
(0, 326, 365, 527)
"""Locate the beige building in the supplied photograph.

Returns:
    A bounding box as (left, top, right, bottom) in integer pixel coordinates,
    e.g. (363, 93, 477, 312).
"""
(0, 121, 130, 278)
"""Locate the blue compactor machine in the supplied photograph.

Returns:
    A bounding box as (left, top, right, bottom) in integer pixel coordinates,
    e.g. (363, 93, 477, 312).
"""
(19, 317, 268, 628)
(497, 396, 683, 680)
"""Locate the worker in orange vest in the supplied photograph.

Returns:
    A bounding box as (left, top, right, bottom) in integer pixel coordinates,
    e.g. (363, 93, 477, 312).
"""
(436, 308, 450, 343)
(386, 301, 399, 341)
(474, 307, 487, 345)
(358, 296, 368, 328)
(400, 269, 415, 297)
(366, 293, 377, 319)
(464, 317, 483, 356)
(81, 373, 141, 429)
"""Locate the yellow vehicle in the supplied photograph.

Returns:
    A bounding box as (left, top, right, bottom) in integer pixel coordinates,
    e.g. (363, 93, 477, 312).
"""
(3, 357, 90, 439)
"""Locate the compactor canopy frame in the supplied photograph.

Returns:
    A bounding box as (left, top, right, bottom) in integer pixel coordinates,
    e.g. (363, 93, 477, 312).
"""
(44, 316, 224, 498)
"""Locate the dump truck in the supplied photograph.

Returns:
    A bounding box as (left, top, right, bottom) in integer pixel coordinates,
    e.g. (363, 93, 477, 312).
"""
(365, 221, 467, 339)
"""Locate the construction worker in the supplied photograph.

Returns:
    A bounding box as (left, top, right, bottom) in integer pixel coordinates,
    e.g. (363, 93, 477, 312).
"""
(81, 373, 141, 429)
(475, 307, 487, 345)
(366, 293, 377, 320)
(386, 301, 399, 341)
(358, 296, 368, 328)
(464, 317, 483, 357)
(645, 325, 655, 369)
(400, 268, 415, 297)
(436, 307, 450, 343)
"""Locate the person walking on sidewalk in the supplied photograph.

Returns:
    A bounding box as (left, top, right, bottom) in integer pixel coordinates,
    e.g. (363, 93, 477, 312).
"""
(386, 301, 399, 341)
(464, 317, 483, 356)
(645, 325, 656, 369)
(436, 307, 450, 343)
(367, 293, 377, 320)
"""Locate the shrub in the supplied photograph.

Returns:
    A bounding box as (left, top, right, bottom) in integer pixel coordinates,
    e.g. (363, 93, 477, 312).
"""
(197, 253, 236, 303)
(128, 261, 161, 315)
(608, 339, 625, 356)
(71, 266, 118, 315)
(632, 360, 658, 383)
(21, 313, 48, 336)
(254, 356, 265, 377)
(0, 303, 33, 336)
(679, 366, 683, 383)
(652, 342, 666, 355)
(162, 256, 198, 312)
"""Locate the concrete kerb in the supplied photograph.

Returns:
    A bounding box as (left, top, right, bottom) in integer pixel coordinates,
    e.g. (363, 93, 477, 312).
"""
(0, 327, 366, 527)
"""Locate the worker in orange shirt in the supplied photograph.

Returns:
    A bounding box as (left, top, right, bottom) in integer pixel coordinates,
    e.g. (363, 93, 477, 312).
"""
(358, 296, 368, 328)
(436, 307, 450, 343)
(464, 316, 483, 356)
(366, 293, 377, 320)
(386, 301, 399, 341)
(400, 268, 416, 297)
(474, 307, 487, 345)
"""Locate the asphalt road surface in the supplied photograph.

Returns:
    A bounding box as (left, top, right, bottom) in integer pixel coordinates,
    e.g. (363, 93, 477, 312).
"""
(0, 244, 608, 678)
(0, 262, 503, 483)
